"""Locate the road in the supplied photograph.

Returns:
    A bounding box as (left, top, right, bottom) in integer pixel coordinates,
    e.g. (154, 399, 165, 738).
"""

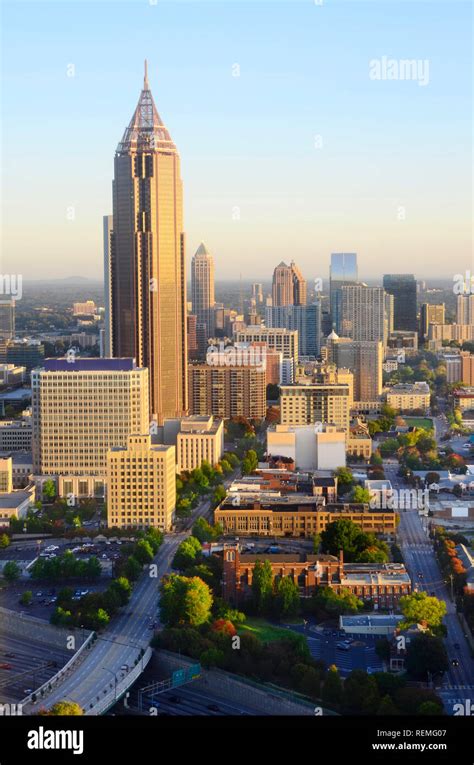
(384, 461, 474, 714)
(28, 532, 185, 713)
(128, 684, 263, 716)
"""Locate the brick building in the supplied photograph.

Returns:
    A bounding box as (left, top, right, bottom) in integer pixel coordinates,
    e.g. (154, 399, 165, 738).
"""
(222, 546, 411, 608)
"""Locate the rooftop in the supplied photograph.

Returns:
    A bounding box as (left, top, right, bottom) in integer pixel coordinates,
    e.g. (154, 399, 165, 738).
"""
(41, 358, 137, 373)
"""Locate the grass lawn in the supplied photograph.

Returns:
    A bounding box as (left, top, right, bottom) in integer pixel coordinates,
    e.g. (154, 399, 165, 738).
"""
(404, 417, 433, 431)
(238, 617, 297, 643)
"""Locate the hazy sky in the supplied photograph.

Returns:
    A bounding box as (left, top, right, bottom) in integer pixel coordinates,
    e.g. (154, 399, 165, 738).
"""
(2, 0, 472, 284)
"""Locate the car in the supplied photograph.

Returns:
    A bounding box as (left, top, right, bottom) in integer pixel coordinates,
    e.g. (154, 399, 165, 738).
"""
(453, 642, 460, 649)
(451, 658, 459, 667)
(101, 554, 108, 559)
(336, 642, 351, 651)
(418, 572, 424, 579)
(207, 703, 220, 712)
(120, 664, 129, 672)
(23, 688, 33, 695)
(0, 663, 12, 670)
(36, 592, 43, 597)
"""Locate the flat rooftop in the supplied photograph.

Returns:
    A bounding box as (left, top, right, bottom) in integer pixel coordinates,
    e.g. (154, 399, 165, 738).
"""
(340, 615, 404, 627)
(42, 358, 136, 372)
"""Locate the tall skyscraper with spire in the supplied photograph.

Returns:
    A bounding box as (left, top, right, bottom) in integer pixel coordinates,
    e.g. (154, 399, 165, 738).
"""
(191, 242, 215, 341)
(106, 62, 187, 423)
(272, 261, 307, 306)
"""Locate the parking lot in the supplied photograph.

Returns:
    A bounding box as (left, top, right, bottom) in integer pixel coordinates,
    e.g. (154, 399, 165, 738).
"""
(289, 624, 385, 677)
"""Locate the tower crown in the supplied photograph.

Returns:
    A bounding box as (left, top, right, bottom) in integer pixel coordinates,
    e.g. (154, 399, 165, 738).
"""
(117, 61, 176, 154)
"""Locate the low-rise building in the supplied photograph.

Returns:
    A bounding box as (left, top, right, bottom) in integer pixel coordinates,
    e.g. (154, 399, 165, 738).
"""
(453, 387, 474, 412)
(386, 382, 430, 413)
(266, 423, 346, 471)
(340, 614, 404, 636)
(215, 494, 396, 538)
(347, 418, 372, 461)
(0, 413, 32, 451)
(222, 546, 411, 608)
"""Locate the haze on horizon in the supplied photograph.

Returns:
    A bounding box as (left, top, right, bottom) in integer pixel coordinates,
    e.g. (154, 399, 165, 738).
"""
(2, 0, 472, 282)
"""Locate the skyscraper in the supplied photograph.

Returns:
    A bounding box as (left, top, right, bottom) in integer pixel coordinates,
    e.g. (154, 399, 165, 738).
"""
(327, 332, 383, 402)
(329, 253, 358, 332)
(265, 302, 322, 357)
(341, 285, 387, 344)
(272, 261, 307, 306)
(106, 62, 187, 424)
(420, 303, 445, 340)
(0, 299, 15, 341)
(191, 242, 215, 340)
(383, 274, 417, 332)
(456, 294, 474, 325)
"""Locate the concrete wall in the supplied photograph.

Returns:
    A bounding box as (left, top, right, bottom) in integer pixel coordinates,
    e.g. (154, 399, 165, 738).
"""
(153, 649, 335, 716)
(0, 606, 86, 651)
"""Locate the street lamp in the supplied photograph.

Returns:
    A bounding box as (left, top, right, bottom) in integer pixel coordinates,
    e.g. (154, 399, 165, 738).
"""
(102, 666, 118, 702)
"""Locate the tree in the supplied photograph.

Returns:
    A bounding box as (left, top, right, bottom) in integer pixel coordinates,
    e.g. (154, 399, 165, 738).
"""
(343, 670, 380, 714)
(321, 519, 364, 561)
(44, 701, 83, 715)
(20, 590, 33, 606)
(322, 665, 343, 705)
(173, 537, 202, 570)
(335, 467, 353, 494)
(311, 586, 363, 616)
(160, 574, 213, 627)
(405, 634, 448, 680)
(350, 486, 371, 503)
(192, 518, 214, 543)
(251, 559, 274, 614)
(379, 438, 399, 458)
(399, 592, 447, 631)
(124, 556, 142, 581)
(109, 577, 131, 606)
(42, 479, 57, 500)
(0, 534, 10, 549)
(134, 539, 154, 565)
(377, 694, 399, 715)
(274, 576, 300, 620)
(3, 561, 21, 582)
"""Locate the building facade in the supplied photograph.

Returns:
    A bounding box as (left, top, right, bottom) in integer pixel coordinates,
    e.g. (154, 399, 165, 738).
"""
(383, 274, 417, 332)
(188, 364, 266, 420)
(191, 242, 215, 341)
(280, 382, 351, 432)
(107, 434, 176, 530)
(176, 415, 224, 473)
(106, 64, 187, 423)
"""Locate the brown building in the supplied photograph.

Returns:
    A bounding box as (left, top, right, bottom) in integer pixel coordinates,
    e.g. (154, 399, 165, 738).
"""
(214, 495, 396, 538)
(222, 546, 411, 608)
(188, 364, 266, 420)
(272, 261, 307, 307)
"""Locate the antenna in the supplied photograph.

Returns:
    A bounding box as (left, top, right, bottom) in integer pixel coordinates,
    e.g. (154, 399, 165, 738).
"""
(144, 59, 149, 89)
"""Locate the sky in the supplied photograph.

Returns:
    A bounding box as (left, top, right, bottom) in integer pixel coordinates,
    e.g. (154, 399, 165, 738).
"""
(1, 0, 472, 285)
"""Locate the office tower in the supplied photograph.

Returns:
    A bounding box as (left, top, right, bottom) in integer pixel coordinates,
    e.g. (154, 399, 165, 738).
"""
(107, 63, 187, 423)
(383, 274, 417, 331)
(265, 302, 322, 357)
(280, 383, 350, 432)
(457, 294, 474, 325)
(188, 364, 266, 419)
(191, 242, 215, 339)
(32, 358, 149, 498)
(252, 283, 264, 304)
(327, 332, 383, 401)
(272, 261, 307, 306)
(444, 352, 474, 385)
(329, 253, 358, 332)
(341, 285, 387, 343)
(0, 300, 15, 341)
(5, 340, 45, 372)
(107, 434, 176, 531)
(187, 314, 198, 359)
(235, 327, 298, 362)
(103, 215, 113, 356)
(420, 303, 445, 340)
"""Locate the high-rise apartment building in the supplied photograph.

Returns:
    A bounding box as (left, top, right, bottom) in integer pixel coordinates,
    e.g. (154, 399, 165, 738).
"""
(457, 294, 474, 325)
(191, 242, 215, 340)
(0, 300, 15, 341)
(265, 302, 321, 357)
(235, 327, 298, 362)
(383, 274, 417, 332)
(280, 383, 351, 432)
(106, 63, 187, 423)
(272, 261, 307, 306)
(329, 253, 358, 333)
(32, 358, 149, 498)
(341, 285, 387, 344)
(175, 415, 224, 473)
(420, 303, 445, 341)
(327, 332, 383, 402)
(188, 365, 266, 420)
(251, 283, 264, 305)
(107, 434, 176, 531)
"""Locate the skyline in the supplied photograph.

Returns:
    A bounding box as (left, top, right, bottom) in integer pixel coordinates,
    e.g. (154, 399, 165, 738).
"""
(2, 0, 473, 282)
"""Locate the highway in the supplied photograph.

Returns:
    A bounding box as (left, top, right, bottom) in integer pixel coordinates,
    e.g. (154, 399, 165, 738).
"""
(129, 684, 263, 716)
(384, 460, 474, 714)
(28, 532, 185, 713)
